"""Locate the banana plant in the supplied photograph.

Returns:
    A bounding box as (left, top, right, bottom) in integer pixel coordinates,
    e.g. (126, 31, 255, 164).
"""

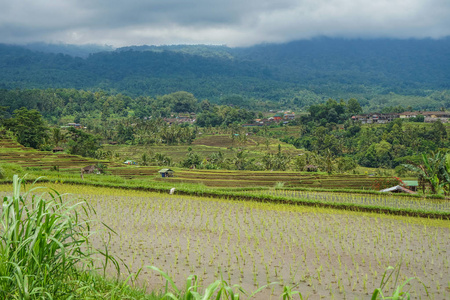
(403, 151, 450, 194)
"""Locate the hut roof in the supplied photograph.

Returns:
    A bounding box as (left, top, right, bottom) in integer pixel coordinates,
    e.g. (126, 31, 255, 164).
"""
(81, 165, 97, 173)
(304, 164, 318, 169)
(158, 168, 173, 173)
(379, 185, 416, 194)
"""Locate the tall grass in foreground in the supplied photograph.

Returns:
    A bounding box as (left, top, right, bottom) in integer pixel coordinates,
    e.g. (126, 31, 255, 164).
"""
(147, 264, 420, 300)
(371, 260, 428, 300)
(0, 175, 106, 299)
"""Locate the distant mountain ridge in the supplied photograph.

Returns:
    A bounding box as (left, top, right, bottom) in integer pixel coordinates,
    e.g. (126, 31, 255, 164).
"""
(0, 37, 449, 109)
(23, 42, 114, 58)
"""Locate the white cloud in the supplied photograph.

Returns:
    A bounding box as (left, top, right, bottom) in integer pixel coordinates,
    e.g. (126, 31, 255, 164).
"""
(0, 0, 449, 46)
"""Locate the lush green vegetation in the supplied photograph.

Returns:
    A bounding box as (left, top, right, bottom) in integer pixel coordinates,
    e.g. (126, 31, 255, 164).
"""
(1, 85, 449, 177)
(2, 113, 450, 197)
(283, 116, 449, 171)
(1, 38, 450, 110)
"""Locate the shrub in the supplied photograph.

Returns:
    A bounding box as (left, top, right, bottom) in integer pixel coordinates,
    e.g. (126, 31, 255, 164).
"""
(0, 163, 24, 180)
(372, 176, 405, 190)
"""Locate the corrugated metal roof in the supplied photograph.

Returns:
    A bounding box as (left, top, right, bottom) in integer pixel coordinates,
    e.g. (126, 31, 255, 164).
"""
(380, 185, 416, 194)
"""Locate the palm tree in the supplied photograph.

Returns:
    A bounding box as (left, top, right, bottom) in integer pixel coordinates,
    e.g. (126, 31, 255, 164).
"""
(141, 153, 150, 166)
(324, 149, 334, 174)
(154, 153, 172, 166)
(232, 149, 248, 170)
(52, 128, 67, 147)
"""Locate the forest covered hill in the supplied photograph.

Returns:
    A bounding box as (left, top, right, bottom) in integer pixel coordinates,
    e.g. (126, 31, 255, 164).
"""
(1, 37, 450, 110)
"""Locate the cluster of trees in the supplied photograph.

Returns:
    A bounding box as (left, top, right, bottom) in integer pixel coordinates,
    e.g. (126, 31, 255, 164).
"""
(144, 144, 356, 173)
(0, 89, 201, 121)
(114, 118, 197, 145)
(1, 107, 102, 157)
(195, 105, 256, 127)
(303, 98, 362, 125)
(2, 87, 450, 133)
(1, 107, 48, 149)
(174, 148, 280, 171)
(0, 89, 260, 124)
(281, 117, 449, 170)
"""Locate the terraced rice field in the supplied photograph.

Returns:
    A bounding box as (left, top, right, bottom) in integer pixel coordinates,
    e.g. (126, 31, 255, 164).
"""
(103, 133, 302, 164)
(1, 137, 380, 190)
(2, 184, 448, 299)
(0, 138, 111, 171)
(110, 167, 380, 189)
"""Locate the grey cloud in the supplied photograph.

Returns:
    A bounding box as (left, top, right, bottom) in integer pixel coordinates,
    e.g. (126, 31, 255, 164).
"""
(0, 0, 449, 47)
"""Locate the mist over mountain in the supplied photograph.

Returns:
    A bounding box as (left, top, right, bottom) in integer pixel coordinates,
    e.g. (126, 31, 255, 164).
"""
(1, 37, 449, 110)
(23, 43, 114, 58)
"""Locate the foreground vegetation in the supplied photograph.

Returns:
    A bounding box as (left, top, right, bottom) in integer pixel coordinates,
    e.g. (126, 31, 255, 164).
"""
(0, 175, 164, 299)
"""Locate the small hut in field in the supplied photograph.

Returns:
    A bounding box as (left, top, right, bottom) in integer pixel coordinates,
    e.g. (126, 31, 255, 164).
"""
(304, 165, 318, 172)
(80, 165, 98, 179)
(52, 146, 64, 153)
(403, 180, 418, 192)
(158, 168, 174, 178)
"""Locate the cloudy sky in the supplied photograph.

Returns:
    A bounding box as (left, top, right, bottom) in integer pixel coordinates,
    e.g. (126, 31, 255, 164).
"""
(1, 0, 449, 47)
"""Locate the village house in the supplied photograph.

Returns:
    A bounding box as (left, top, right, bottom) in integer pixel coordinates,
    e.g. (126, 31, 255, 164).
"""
(377, 113, 399, 124)
(163, 114, 196, 125)
(398, 112, 417, 119)
(67, 123, 82, 129)
(352, 113, 399, 124)
(398, 111, 450, 123)
(283, 112, 296, 120)
(272, 113, 284, 122)
(351, 114, 378, 124)
(422, 111, 450, 123)
(352, 111, 449, 124)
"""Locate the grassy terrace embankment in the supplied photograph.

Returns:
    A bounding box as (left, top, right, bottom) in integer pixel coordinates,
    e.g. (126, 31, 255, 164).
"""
(0, 138, 114, 170)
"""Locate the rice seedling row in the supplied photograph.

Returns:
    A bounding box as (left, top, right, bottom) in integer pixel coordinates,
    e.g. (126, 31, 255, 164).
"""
(256, 189, 450, 213)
